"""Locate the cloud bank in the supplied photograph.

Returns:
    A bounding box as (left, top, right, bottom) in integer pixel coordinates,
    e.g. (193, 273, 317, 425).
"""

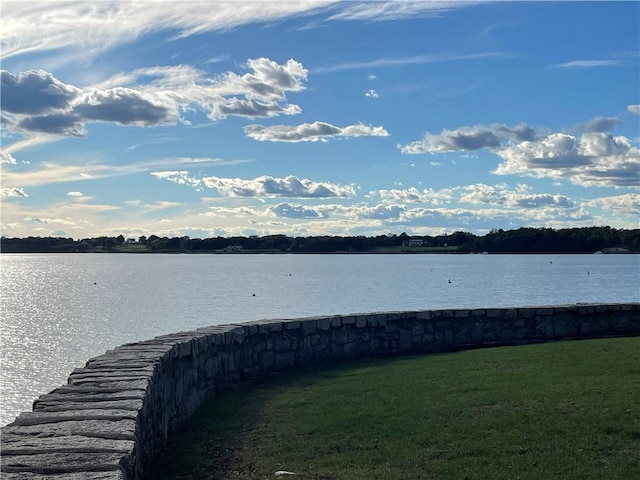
(153, 173, 356, 198)
(1, 58, 309, 136)
(401, 121, 639, 188)
(494, 132, 639, 187)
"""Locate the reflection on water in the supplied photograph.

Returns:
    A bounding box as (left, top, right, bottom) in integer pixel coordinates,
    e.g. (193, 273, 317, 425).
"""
(2, 253, 639, 425)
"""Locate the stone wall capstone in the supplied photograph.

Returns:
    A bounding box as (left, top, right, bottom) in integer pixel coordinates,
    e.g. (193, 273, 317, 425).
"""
(2, 303, 639, 479)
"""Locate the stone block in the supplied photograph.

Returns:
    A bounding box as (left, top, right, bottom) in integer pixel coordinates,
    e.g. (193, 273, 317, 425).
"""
(268, 322, 284, 332)
(33, 398, 143, 413)
(284, 320, 302, 330)
(1, 472, 127, 479)
(2, 419, 137, 441)
(0, 434, 134, 455)
(0, 452, 127, 475)
(317, 318, 331, 331)
(341, 316, 356, 325)
(301, 320, 317, 334)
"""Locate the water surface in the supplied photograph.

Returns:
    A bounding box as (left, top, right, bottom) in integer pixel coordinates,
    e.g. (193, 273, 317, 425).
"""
(2, 253, 638, 426)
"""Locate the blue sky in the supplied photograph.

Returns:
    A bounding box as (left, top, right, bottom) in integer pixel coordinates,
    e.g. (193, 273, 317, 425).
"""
(1, 1, 638, 239)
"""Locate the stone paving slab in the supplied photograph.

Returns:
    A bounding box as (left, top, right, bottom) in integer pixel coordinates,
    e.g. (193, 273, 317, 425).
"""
(10, 410, 139, 426)
(33, 398, 144, 412)
(1, 452, 127, 474)
(1, 434, 134, 455)
(2, 419, 137, 441)
(1, 471, 128, 480)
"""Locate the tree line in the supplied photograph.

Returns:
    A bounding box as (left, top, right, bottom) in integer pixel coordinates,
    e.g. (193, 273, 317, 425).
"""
(1, 227, 638, 254)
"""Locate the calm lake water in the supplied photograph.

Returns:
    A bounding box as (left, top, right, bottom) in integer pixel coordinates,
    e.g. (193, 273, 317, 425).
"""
(1, 253, 639, 426)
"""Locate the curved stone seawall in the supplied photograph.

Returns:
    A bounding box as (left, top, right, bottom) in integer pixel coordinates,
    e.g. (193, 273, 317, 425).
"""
(2, 303, 639, 479)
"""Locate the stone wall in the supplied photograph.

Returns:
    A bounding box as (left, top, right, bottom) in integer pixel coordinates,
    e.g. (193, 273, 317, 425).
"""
(2, 303, 639, 479)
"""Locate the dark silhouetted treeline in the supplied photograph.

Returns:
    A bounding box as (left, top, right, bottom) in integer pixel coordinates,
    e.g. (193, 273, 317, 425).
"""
(1, 227, 638, 254)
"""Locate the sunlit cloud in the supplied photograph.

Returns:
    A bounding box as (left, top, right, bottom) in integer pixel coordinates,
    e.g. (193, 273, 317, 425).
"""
(399, 123, 536, 153)
(1, 1, 337, 60)
(314, 51, 510, 74)
(628, 104, 640, 115)
(268, 203, 324, 219)
(201, 175, 356, 198)
(151, 171, 203, 190)
(458, 183, 574, 209)
(244, 121, 388, 142)
(328, 1, 486, 22)
(553, 59, 622, 68)
(494, 132, 639, 187)
(2, 58, 309, 137)
(1, 151, 17, 164)
(1, 187, 28, 198)
(369, 186, 455, 205)
(587, 193, 640, 216)
(1, 156, 238, 189)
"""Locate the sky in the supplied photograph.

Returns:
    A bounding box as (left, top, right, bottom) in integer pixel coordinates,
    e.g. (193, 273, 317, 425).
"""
(1, 0, 639, 240)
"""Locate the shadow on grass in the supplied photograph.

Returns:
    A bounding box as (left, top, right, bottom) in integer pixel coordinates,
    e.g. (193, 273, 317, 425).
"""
(149, 338, 640, 480)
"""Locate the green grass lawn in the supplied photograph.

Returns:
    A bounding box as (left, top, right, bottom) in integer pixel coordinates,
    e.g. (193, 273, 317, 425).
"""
(150, 337, 640, 480)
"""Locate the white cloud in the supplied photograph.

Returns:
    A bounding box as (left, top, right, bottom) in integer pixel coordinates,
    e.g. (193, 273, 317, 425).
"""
(1, 187, 28, 198)
(201, 175, 356, 198)
(244, 121, 389, 142)
(1, 70, 81, 114)
(67, 191, 85, 197)
(494, 132, 639, 187)
(1, 151, 17, 164)
(554, 60, 621, 68)
(212, 58, 308, 100)
(364, 89, 379, 99)
(1, 1, 337, 61)
(74, 87, 178, 126)
(351, 203, 406, 220)
(314, 51, 510, 74)
(328, 1, 485, 22)
(150, 171, 203, 190)
(400, 123, 536, 153)
(2, 58, 308, 136)
(588, 194, 640, 216)
(459, 183, 574, 209)
(369, 183, 576, 211)
(209, 97, 302, 120)
(367, 74, 377, 80)
(573, 116, 622, 134)
(268, 203, 324, 219)
(369, 186, 454, 205)
(400, 120, 639, 189)
(628, 105, 640, 115)
(202, 206, 263, 218)
(1, 156, 234, 189)
(24, 216, 77, 226)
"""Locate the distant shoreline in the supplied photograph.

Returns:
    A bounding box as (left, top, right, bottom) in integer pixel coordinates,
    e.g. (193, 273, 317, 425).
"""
(1, 226, 638, 254)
